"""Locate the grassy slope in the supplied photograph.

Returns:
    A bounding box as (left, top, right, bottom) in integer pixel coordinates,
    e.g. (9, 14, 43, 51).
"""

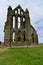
(0, 46, 43, 65)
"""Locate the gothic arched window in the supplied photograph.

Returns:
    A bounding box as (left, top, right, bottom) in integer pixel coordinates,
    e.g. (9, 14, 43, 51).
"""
(18, 9, 20, 14)
(18, 17, 20, 28)
(13, 16, 15, 28)
(21, 11, 23, 15)
(23, 18, 25, 22)
(13, 32, 15, 42)
(15, 10, 17, 14)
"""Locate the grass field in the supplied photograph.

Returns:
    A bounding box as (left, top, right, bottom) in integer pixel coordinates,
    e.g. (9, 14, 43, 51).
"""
(0, 46, 43, 65)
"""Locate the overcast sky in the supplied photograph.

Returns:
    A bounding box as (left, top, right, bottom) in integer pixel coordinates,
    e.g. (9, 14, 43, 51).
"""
(0, 0, 43, 43)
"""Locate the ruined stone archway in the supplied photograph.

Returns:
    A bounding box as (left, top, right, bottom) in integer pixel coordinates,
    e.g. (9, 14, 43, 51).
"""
(4, 5, 38, 46)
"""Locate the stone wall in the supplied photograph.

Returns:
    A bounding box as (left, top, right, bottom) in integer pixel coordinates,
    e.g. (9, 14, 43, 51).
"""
(4, 5, 38, 46)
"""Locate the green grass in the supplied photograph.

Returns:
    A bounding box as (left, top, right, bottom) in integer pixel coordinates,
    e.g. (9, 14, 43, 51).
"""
(0, 46, 43, 65)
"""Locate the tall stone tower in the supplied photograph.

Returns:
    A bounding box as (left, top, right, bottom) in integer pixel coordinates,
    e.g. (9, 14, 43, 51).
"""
(4, 5, 38, 46)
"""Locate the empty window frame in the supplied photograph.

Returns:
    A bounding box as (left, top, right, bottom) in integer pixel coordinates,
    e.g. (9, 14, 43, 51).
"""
(15, 10, 17, 14)
(18, 8, 20, 14)
(13, 33, 15, 42)
(13, 17, 15, 28)
(21, 11, 23, 15)
(23, 18, 25, 22)
(18, 17, 20, 28)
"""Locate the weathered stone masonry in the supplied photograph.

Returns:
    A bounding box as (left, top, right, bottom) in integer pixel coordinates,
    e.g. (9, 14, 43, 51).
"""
(4, 5, 38, 46)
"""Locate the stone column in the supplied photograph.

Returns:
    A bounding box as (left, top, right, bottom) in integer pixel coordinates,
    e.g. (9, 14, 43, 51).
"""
(20, 16, 24, 43)
(15, 15, 18, 45)
(4, 20, 11, 46)
(20, 16, 23, 29)
(15, 15, 18, 29)
(4, 6, 13, 46)
(25, 9, 32, 45)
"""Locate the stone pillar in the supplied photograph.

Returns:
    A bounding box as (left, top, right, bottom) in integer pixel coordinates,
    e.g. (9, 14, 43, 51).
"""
(20, 16, 24, 44)
(25, 8, 32, 45)
(4, 6, 12, 46)
(14, 15, 18, 45)
(4, 21, 11, 46)
(20, 16, 23, 29)
(15, 15, 18, 29)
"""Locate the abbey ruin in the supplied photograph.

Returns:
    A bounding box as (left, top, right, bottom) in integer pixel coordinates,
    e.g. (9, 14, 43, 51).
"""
(4, 5, 38, 46)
